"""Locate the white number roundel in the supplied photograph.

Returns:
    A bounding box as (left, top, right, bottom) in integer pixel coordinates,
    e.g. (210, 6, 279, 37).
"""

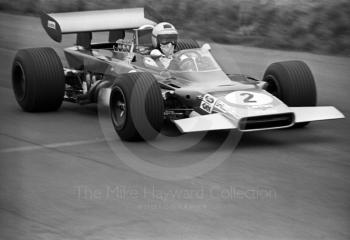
(225, 91, 273, 105)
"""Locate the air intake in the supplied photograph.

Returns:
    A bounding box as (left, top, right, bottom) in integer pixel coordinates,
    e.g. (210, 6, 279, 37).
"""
(239, 113, 295, 131)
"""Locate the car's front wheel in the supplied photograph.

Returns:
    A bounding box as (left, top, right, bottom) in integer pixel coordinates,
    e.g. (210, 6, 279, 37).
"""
(110, 72, 164, 141)
(263, 60, 317, 127)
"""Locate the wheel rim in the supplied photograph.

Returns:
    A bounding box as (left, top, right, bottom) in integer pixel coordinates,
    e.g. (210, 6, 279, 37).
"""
(264, 75, 282, 99)
(111, 87, 127, 130)
(13, 62, 26, 101)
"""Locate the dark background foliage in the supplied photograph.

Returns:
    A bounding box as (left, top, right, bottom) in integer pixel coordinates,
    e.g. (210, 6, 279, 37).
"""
(1, 0, 349, 55)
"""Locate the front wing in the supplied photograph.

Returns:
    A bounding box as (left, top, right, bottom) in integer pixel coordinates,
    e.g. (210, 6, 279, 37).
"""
(173, 106, 345, 133)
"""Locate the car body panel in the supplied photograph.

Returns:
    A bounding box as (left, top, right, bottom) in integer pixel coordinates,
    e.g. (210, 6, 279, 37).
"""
(41, 7, 160, 42)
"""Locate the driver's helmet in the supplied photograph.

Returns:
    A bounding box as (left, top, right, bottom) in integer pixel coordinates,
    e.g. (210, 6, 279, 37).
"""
(152, 22, 178, 49)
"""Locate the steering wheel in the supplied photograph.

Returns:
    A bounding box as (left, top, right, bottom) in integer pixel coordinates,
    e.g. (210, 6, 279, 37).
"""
(178, 58, 197, 71)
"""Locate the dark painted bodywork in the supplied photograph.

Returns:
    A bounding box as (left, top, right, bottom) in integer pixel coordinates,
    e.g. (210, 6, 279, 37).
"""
(63, 42, 298, 133)
(64, 44, 261, 107)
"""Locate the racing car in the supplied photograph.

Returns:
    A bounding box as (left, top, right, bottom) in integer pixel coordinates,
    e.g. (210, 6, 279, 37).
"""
(11, 7, 344, 141)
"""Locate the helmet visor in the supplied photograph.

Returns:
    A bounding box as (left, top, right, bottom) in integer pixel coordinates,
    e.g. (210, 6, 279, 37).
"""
(157, 34, 178, 45)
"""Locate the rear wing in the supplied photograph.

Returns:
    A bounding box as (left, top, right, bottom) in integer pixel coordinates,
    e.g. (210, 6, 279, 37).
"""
(40, 7, 162, 42)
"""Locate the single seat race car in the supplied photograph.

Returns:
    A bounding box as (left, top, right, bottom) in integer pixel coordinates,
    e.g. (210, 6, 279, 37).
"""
(12, 7, 344, 141)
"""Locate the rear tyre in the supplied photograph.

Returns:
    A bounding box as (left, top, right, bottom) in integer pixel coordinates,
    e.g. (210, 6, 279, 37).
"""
(175, 39, 200, 52)
(12, 47, 65, 112)
(263, 61, 317, 127)
(110, 72, 164, 141)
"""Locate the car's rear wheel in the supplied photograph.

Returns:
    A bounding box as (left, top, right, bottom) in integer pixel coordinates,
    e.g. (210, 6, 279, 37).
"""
(263, 60, 317, 127)
(175, 39, 200, 52)
(110, 72, 164, 141)
(12, 47, 65, 112)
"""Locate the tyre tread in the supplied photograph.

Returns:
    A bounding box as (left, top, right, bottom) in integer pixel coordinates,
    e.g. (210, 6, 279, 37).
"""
(12, 47, 65, 112)
(175, 39, 200, 52)
(263, 60, 317, 128)
(110, 72, 164, 141)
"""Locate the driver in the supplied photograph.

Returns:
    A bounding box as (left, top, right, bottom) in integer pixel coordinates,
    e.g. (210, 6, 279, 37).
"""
(150, 22, 178, 68)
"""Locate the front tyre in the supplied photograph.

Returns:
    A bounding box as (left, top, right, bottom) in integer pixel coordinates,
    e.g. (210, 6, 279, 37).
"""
(263, 61, 317, 127)
(12, 48, 65, 112)
(110, 72, 164, 141)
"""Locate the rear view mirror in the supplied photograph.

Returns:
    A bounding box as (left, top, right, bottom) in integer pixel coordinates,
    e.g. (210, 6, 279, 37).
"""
(150, 49, 162, 58)
(201, 43, 211, 51)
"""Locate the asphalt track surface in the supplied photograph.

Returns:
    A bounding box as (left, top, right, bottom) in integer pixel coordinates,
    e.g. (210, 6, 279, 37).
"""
(0, 13, 349, 240)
